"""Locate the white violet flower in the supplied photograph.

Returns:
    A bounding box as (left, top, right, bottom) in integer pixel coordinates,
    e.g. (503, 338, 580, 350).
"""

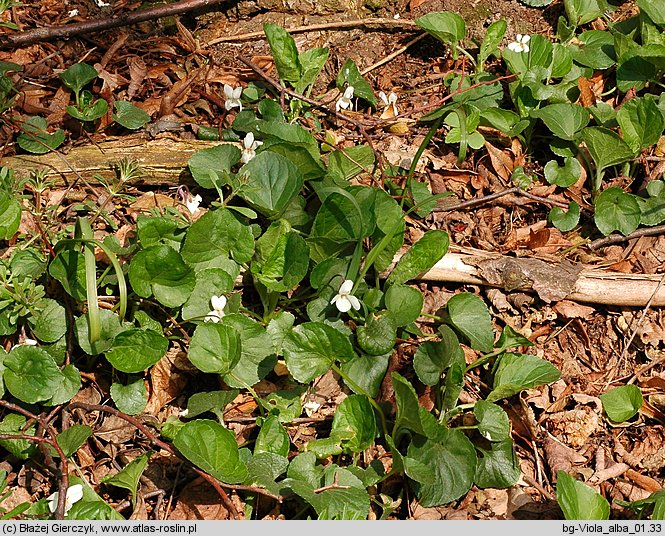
(303, 400, 322, 417)
(240, 132, 262, 164)
(379, 91, 399, 118)
(223, 84, 243, 112)
(336, 86, 355, 113)
(507, 34, 531, 53)
(205, 295, 227, 323)
(185, 193, 202, 215)
(67, 9, 79, 17)
(331, 279, 360, 313)
(47, 484, 83, 515)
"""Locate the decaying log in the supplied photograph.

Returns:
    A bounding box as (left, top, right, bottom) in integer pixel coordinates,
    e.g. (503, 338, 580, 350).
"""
(4, 136, 664, 307)
(0, 135, 222, 186)
(415, 247, 665, 307)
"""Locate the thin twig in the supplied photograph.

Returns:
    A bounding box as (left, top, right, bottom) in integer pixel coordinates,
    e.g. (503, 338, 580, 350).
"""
(0, 0, 230, 49)
(619, 271, 665, 379)
(67, 402, 247, 519)
(0, 401, 69, 519)
(207, 18, 418, 45)
(433, 186, 571, 212)
(360, 33, 427, 76)
(589, 224, 665, 250)
(221, 484, 284, 502)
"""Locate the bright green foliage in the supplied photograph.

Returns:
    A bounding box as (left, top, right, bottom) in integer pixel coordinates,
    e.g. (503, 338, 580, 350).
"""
(594, 187, 641, 236)
(112, 101, 150, 130)
(102, 453, 151, 508)
(488, 353, 561, 401)
(55, 425, 93, 458)
(104, 329, 168, 373)
(17, 116, 65, 154)
(415, 12, 466, 59)
(600, 385, 644, 422)
(110, 378, 147, 416)
(188, 323, 241, 375)
(557, 471, 610, 520)
(174, 419, 248, 484)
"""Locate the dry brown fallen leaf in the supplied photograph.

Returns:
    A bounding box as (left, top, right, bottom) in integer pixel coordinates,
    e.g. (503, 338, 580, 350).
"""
(167, 479, 230, 521)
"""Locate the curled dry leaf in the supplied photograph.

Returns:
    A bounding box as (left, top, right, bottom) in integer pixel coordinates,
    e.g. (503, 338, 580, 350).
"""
(484, 141, 514, 183)
(145, 350, 188, 415)
(167, 480, 230, 521)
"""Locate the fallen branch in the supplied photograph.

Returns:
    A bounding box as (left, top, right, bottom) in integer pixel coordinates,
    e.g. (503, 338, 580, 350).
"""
(0, 0, 229, 49)
(1, 136, 222, 186)
(408, 247, 665, 307)
(206, 18, 418, 45)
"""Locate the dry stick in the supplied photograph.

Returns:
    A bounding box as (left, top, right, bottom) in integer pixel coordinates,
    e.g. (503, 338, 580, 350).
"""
(360, 33, 427, 76)
(207, 18, 418, 45)
(0, 400, 69, 519)
(589, 224, 665, 250)
(236, 55, 380, 162)
(617, 271, 665, 384)
(432, 186, 571, 212)
(0, 0, 230, 49)
(66, 402, 242, 518)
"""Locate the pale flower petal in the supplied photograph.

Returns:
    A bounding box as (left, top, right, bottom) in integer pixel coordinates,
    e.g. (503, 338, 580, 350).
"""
(335, 296, 352, 313)
(241, 132, 262, 163)
(339, 279, 354, 294)
(185, 194, 202, 215)
(331, 279, 360, 313)
(210, 295, 227, 311)
(205, 295, 227, 322)
(224, 84, 243, 111)
(507, 34, 531, 54)
(336, 86, 355, 112)
(47, 484, 84, 515)
(303, 400, 321, 417)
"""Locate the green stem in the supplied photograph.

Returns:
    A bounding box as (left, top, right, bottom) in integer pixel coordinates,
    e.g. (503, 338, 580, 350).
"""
(455, 45, 477, 69)
(54, 237, 127, 320)
(77, 217, 100, 345)
(465, 348, 504, 373)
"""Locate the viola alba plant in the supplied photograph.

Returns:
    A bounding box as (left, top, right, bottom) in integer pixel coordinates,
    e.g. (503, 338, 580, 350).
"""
(379, 91, 399, 119)
(223, 84, 243, 112)
(184, 193, 202, 215)
(331, 279, 361, 313)
(507, 34, 530, 53)
(204, 295, 227, 323)
(240, 132, 262, 164)
(46, 484, 83, 516)
(336, 86, 355, 113)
